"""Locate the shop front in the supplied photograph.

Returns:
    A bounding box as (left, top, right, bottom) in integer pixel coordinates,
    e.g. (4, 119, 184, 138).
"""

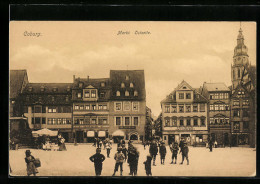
(231, 133, 249, 147)
(112, 130, 125, 143)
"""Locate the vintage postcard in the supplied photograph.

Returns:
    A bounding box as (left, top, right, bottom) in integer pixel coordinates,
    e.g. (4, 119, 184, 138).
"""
(9, 21, 256, 177)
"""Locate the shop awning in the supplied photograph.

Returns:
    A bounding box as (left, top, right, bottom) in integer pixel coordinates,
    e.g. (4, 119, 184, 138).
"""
(112, 130, 125, 137)
(87, 131, 95, 137)
(32, 128, 58, 137)
(98, 131, 106, 137)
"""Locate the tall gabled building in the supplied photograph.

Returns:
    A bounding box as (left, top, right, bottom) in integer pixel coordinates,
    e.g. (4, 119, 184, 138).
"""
(161, 80, 208, 145)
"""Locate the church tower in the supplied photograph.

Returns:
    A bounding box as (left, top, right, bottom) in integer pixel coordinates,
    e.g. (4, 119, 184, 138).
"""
(231, 27, 250, 90)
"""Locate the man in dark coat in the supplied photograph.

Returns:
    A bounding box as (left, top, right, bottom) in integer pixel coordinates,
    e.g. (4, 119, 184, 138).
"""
(179, 137, 185, 153)
(143, 155, 152, 176)
(180, 142, 189, 165)
(149, 140, 158, 166)
(209, 139, 213, 152)
(127, 145, 139, 176)
(159, 142, 167, 164)
(170, 142, 179, 164)
(89, 148, 106, 176)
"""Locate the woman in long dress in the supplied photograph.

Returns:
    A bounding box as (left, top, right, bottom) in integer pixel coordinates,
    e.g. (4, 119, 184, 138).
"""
(59, 137, 67, 151)
(25, 150, 38, 176)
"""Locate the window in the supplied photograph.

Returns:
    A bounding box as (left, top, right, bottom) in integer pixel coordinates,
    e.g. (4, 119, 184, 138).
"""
(133, 102, 139, 111)
(116, 117, 121, 125)
(91, 90, 96, 98)
(171, 105, 177, 113)
(224, 93, 229, 99)
(40, 86, 45, 92)
(214, 104, 219, 111)
(125, 75, 129, 80)
(92, 119, 97, 125)
(130, 83, 134, 88)
(77, 93, 82, 98)
(35, 106, 41, 113)
(35, 117, 41, 124)
(179, 105, 184, 112)
(233, 122, 240, 130)
(210, 94, 214, 100)
(98, 119, 103, 125)
(67, 87, 71, 92)
(179, 93, 184, 99)
(214, 93, 219, 99)
(193, 104, 198, 112)
(180, 119, 184, 126)
(103, 105, 107, 110)
(101, 82, 105, 87)
(125, 91, 129, 96)
(62, 119, 66, 124)
(98, 105, 102, 110)
(186, 119, 191, 126)
(116, 91, 120, 96)
(165, 106, 170, 113)
(79, 83, 83, 88)
(243, 100, 249, 106)
(201, 118, 205, 126)
(238, 68, 240, 78)
(172, 118, 177, 126)
(134, 91, 138, 96)
(84, 105, 89, 110)
(115, 102, 122, 111)
(210, 118, 214, 124)
(79, 105, 84, 110)
(48, 107, 57, 113)
(233, 100, 240, 106)
(214, 118, 219, 124)
(103, 119, 108, 125)
(186, 105, 191, 112)
(234, 110, 240, 117)
(42, 118, 46, 124)
(243, 122, 249, 130)
(186, 93, 191, 99)
(210, 104, 214, 111)
(31, 118, 35, 124)
(194, 119, 198, 126)
(225, 118, 229, 124)
(92, 105, 96, 110)
(243, 109, 249, 117)
(47, 118, 52, 125)
(134, 117, 138, 125)
(200, 104, 205, 112)
(53, 87, 57, 92)
(58, 118, 62, 125)
(66, 96, 69, 102)
(219, 104, 224, 111)
(225, 105, 229, 111)
(28, 87, 33, 92)
(52, 96, 55, 102)
(219, 118, 224, 124)
(125, 117, 130, 126)
(165, 119, 170, 127)
(74, 105, 79, 110)
(79, 119, 84, 125)
(84, 90, 90, 98)
(124, 102, 131, 111)
(121, 83, 125, 88)
(219, 93, 224, 99)
(100, 92, 105, 98)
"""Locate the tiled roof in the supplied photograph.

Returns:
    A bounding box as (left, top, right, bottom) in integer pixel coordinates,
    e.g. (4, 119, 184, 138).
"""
(23, 83, 73, 94)
(110, 70, 146, 100)
(203, 83, 230, 92)
(10, 70, 28, 99)
(73, 78, 110, 89)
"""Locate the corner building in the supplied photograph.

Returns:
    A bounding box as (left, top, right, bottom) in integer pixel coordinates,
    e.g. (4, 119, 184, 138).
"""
(161, 81, 208, 145)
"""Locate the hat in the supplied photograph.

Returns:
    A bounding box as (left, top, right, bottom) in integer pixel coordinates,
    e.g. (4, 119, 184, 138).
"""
(25, 150, 31, 154)
(96, 148, 101, 152)
(117, 147, 122, 151)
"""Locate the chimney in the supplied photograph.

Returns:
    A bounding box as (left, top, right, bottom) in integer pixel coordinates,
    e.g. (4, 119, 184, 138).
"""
(73, 75, 75, 82)
(87, 75, 90, 81)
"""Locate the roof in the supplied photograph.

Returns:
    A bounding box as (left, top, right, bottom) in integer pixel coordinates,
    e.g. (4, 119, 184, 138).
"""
(73, 78, 110, 89)
(203, 83, 230, 92)
(110, 70, 146, 100)
(23, 83, 73, 94)
(10, 70, 28, 99)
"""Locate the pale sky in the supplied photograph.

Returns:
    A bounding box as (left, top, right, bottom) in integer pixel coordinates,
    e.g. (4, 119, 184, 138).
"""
(9, 21, 256, 117)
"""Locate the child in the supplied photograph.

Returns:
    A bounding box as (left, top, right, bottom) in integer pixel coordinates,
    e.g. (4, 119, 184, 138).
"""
(180, 142, 189, 165)
(143, 155, 152, 176)
(89, 148, 106, 176)
(112, 147, 125, 176)
(159, 142, 167, 164)
(105, 142, 112, 158)
(170, 142, 179, 164)
(25, 150, 38, 176)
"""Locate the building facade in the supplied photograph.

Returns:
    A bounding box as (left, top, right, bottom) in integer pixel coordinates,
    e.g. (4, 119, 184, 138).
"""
(21, 83, 73, 142)
(230, 28, 256, 147)
(161, 81, 208, 145)
(202, 83, 231, 146)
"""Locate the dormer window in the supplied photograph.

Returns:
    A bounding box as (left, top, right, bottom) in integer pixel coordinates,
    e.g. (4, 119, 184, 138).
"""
(125, 75, 129, 80)
(28, 87, 33, 92)
(53, 87, 58, 92)
(65, 96, 69, 102)
(39, 97, 42, 101)
(116, 91, 120, 96)
(91, 90, 96, 98)
(40, 86, 45, 92)
(134, 90, 138, 96)
(79, 82, 83, 88)
(77, 93, 82, 98)
(125, 91, 129, 96)
(130, 83, 134, 88)
(121, 83, 125, 88)
(52, 96, 55, 102)
(101, 82, 105, 87)
(183, 86, 187, 89)
(67, 86, 71, 92)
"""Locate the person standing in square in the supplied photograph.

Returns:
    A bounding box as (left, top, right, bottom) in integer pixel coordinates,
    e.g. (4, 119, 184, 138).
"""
(89, 148, 106, 176)
(143, 155, 152, 176)
(180, 142, 189, 165)
(170, 142, 179, 164)
(112, 147, 125, 176)
(159, 142, 167, 165)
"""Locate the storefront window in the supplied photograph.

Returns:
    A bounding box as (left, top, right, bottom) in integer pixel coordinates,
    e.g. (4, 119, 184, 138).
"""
(238, 134, 249, 145)
(186, 119, 191, 126)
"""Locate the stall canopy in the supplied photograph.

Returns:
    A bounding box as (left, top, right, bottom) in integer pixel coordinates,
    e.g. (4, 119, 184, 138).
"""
(87, 131, 95, 137)
(32, 128, 58, 137)
(98, 131, 106, 137)
(112, 130, 125, 137)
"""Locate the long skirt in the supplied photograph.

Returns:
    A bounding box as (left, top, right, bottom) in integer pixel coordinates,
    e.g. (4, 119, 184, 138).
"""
(59, 143, 67, 151)
(27, 162, 38, 176)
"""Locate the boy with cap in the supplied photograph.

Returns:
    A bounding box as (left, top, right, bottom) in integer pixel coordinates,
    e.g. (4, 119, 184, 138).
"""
(170, 142, 179, 164)
(159, 142, 167, 165)
(112, 147, 125, 176)
(180, 142, 189, 165)
(89, 148, 106, 176)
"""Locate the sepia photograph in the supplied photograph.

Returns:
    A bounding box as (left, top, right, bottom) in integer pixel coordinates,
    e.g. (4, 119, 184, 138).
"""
(9, 21, 256, 177)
